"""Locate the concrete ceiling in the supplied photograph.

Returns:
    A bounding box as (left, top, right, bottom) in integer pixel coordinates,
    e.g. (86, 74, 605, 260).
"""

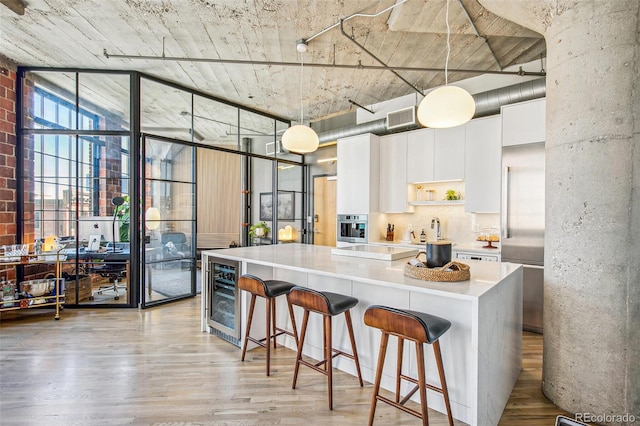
(0, 0, 546, 124)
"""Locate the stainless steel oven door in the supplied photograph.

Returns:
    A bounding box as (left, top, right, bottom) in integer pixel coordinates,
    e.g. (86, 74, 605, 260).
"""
(337, 214, 368, 243)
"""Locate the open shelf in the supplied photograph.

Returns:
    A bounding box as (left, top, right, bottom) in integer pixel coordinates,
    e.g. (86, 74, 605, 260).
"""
(408, 200, 465, 206)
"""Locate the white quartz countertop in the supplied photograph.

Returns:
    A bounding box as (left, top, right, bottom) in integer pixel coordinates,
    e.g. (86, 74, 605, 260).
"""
(203, 244, 520, 301)
(368, 240, 501, 255)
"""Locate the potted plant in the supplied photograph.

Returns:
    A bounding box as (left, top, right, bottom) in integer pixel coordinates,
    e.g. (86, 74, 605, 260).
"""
(249, 221, 270, 239)
(116, 195, 130, 242)
(444, 190, 461, 201)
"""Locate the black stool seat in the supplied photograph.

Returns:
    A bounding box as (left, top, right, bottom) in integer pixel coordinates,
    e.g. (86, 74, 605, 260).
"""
(238, 274, 299, 376)
(287, 286, 363, 410)
(262, 279, 297, 298)
(364, 305, 454, 426)
(365, 305, 451, 344)
(290, 286, 358, 316)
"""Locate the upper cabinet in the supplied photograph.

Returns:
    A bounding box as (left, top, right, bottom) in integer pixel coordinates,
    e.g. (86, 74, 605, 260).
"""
(406, 128, 435, 183)
(379, 133, 411, 213)
(406, 126, 465, 183)
(464, 116, 502, 213)
(501, 98, 546, 146)
(336, 133, 380, 215)
(434, 126, 465, 181)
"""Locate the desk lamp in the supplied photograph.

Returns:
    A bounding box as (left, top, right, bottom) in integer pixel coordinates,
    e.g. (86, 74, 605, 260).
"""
(111, 196, 125, 252)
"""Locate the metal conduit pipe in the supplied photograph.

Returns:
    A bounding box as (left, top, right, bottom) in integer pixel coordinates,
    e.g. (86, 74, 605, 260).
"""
(315, 77, 546, 143)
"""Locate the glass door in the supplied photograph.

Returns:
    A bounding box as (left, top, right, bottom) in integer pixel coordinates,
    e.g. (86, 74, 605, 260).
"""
(141, 135, 196, 306)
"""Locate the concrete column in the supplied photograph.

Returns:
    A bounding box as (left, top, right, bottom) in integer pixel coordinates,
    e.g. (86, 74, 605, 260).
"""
(480, 1, 639, 423)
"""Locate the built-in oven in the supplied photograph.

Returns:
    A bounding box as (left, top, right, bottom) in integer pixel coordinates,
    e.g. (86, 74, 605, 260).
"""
(337, 214, 368, 243)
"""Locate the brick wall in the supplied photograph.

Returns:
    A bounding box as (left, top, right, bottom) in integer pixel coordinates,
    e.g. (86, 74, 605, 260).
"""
(0, 61, 17, 280)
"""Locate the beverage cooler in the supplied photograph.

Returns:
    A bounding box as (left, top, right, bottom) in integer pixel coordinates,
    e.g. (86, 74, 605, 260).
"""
(205, 256, 241, 345)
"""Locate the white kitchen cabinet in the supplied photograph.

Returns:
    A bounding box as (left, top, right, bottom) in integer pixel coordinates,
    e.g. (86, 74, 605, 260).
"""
(501, 98, 546, 146)
(337, 133, 380, 215)
(379, 133, 410, 213)
(406, 128, 435, 183)
(465, 116, 502, 213)
(434, 126, 466, 181)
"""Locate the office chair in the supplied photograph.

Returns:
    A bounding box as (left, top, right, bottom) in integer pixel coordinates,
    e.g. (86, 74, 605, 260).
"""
(87, 252, 128, 301)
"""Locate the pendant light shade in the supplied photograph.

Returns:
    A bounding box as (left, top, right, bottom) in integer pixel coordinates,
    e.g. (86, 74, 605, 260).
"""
(281, 39, 319, 154)
(417, 85, 475, 128)
(282, 124, 319, 154)
(416, 0, 475, 129)
(145, 207, 161, 230)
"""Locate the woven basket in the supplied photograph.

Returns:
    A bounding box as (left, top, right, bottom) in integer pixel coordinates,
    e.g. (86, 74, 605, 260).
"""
(404, 252, 470, 282)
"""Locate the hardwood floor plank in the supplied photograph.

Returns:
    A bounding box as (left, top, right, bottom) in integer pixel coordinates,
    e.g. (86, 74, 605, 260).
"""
(1, 297, 572, 425)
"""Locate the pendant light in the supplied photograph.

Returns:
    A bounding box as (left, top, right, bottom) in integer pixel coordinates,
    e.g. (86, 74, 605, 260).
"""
(281, 40, 319, 154)
(417, 0, 475, 128)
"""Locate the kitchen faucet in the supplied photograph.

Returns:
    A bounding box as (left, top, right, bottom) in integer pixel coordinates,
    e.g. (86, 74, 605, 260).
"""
(431, 217, 442, 240)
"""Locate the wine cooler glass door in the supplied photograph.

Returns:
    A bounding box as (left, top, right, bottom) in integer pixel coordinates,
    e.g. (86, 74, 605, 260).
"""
(207, 258, 240, 339)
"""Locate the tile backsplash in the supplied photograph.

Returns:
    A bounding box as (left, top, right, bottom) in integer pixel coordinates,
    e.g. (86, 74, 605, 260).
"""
(373, 181, 500, 245)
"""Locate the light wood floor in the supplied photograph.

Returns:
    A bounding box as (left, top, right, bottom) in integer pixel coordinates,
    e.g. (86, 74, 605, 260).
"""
(0, 296, 570, 425)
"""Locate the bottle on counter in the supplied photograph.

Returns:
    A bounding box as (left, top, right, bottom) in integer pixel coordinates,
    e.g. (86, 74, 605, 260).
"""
(420, 229, 426, 243)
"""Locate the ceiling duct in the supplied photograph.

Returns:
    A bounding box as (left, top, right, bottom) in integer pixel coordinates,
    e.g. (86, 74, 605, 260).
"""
(317, 119, 387, 143)
(473, 78, 547, 118)
(316, 78, 546, 144)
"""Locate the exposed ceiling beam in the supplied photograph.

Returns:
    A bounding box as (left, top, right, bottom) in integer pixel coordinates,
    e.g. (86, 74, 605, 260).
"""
(0, 0, 25, 16)
(102, 50, 546, 78)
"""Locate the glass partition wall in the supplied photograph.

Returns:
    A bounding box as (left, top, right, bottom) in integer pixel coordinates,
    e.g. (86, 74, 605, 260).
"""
(17, 68, 305, 308)
(19, 70, 134, 307)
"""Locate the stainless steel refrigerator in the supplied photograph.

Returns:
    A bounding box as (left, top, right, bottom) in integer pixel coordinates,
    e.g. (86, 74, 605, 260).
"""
(501, 142, 545, 333)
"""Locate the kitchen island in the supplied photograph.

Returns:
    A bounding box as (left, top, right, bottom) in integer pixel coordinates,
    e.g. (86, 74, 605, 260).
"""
(201, 244, 522, 426)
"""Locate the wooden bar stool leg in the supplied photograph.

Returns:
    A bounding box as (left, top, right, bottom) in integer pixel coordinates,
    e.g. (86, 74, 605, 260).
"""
(368, 332, 390, 426)
(271, 298, 277, 349)
(416, 342, 429, 426)
(292, 309, 310, 390)
(325, 314, 333, 410)
(286, 296, 299, 347)
(433, 341, 454, 426)
(241, 294, 257, 362)
(344, 310, 363, 386)
(396, 337, 404, 403)
(265, 297, 272, 376)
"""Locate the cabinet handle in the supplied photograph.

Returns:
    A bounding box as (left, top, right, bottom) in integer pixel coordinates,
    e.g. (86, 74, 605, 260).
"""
(502, 166, 510, 239)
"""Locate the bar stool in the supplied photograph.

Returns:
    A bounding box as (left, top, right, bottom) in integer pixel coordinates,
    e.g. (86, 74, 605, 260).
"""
(238, 274, 299, 376)
(287, 286, 363, 410)
(363, 305, 454, 426)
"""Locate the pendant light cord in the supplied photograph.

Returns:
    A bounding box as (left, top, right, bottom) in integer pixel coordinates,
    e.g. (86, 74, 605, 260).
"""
(299, 53, 304, 124)
(445, 0, 450, 86)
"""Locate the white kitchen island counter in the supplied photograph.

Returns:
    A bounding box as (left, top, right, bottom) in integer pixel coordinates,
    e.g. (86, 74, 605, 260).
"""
(201, 244, 522, 426)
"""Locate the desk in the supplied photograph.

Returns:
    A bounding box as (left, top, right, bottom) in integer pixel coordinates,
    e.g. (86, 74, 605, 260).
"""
(65, 249, 130, 300)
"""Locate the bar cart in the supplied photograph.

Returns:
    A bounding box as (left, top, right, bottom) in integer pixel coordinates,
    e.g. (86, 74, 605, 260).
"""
(0, 246, 66, 320)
